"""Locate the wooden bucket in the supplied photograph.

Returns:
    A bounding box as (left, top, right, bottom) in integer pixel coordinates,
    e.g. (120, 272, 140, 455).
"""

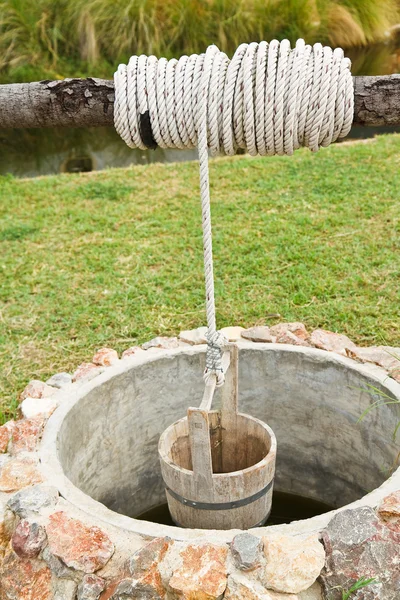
(158, 345, 276, 529)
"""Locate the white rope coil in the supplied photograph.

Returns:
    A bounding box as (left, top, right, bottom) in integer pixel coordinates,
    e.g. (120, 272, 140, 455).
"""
(114, 39, 354, 384)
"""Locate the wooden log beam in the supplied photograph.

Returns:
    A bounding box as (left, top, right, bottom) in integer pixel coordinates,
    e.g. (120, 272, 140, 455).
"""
(0, 75, 399, 130)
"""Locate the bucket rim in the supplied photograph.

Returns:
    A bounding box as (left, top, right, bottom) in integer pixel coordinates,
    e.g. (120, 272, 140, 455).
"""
(158, 410, 277, 479)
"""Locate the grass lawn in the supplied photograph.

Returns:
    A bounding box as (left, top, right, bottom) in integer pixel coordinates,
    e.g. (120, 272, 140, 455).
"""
(0, 134, 399, 423)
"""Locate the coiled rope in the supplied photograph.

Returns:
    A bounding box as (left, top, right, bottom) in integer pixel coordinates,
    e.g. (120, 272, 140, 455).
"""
(114, 39, 354, 385)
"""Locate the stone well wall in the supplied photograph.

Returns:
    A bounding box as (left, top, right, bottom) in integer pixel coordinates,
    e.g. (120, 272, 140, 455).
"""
(0, 323, 399, 599)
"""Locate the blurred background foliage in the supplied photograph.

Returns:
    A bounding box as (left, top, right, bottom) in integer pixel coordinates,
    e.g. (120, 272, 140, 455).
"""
(0, 0, 399, 83)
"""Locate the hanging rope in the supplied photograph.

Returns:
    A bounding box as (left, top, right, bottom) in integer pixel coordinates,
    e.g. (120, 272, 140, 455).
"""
(114, 39, 354, 385)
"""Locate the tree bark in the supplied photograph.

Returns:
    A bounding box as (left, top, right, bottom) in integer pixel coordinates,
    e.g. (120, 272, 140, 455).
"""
(0, 75, 399, 129)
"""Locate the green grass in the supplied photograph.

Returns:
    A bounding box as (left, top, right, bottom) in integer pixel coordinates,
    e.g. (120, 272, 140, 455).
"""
(0, 134, 399, 423)
(0, 0, 399, 83)
(340, 576, 377, 599)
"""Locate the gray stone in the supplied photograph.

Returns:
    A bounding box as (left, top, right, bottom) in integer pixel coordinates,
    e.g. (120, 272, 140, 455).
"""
(77, 574, 106, 600)
(111, 578, 163, 600)
(41, 545, 78, 581)
(230, 533, 263, 570)
(7, 485, 59, 517)
(53, 578, 78, 600)
(320, 507, 400, 599)
(46, 372, 72, 389)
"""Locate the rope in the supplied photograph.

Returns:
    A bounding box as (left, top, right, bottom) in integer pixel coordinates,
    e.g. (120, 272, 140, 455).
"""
(114, 39, 354, 385)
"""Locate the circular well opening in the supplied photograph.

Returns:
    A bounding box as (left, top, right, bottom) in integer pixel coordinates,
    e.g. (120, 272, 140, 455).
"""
(44, 344, 400, 538)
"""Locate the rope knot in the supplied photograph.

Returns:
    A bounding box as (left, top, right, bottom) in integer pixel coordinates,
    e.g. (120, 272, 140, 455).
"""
(204, 330, 228, 386)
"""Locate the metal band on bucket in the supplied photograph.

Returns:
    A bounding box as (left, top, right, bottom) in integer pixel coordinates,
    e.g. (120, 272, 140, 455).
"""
(165, 478, 274, 511)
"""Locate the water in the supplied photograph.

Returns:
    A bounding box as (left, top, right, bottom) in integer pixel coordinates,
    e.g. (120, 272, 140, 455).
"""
(137, 491, 334, 527)
(1, 39, 399, 178)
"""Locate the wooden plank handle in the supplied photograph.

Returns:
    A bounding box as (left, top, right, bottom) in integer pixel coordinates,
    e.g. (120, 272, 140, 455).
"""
(221, 344, 239, 421)
(187, 408, 213, 496)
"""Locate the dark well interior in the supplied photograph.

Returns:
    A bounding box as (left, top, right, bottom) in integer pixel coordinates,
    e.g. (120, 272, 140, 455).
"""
(58, 347, 400, 520)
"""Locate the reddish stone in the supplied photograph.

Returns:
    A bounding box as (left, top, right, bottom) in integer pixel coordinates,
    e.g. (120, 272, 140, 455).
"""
(0, 421, 15, 453)
(73, 362, 104, 382)
(121, 346, 145, 359)
(352, 346, 400, 373)
(0, 457, 43, 493)
(77, 573, 106, 599)
(92, 348, 119, 367)
(127, 537, 171, 598)
(320, 506, 400, 599)
(169, 543, 228, 600)
(12, 519, 47, 558)
(270, 322, 309, 341)
(310, 328, 356, 356)
(241, 326, 276, 343)
(378, 491, 400, 531)
(47, 511, 114, 573)
(10, 416, 46, 455)
(275, 331, 311, 347)
(142, 336, 181, 350)
(0, 548, 52, 599)
(20, 380, 56, 401)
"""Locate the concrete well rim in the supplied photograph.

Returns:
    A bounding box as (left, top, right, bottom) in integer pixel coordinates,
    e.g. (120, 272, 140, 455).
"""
(38, 341, 400, 543)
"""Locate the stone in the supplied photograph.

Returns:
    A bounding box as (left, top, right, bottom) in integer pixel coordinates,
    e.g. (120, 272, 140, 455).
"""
(0, 498, 8, 555)
(309, 328, 356, 355)
(9, 416, 46, 454)
(378, 491, 400, 530)
(169, 543, 228, 600)
(352, 346, 400, 374)
(220, 326, 245, 341)
(262, 534, 325, 594)
(142, 337, 181, 350)
(7, 484, 59, 518)
(225, 574, 298, 600)
(73, 362, 105, 382)
(11, 518, 47, 558)
(270, 322, 309, 341)
(0, 456, 43, 492)
(179, 327, 208, 345)
(121, 346, 145, 359)
(77, 574, 106, 600)
(0, 548, 52, 599)
(298, 582, 322, 600)
(46, 372, 72, 388)
(41, 545, 77, 579)
(0, 420, 15, 453)
(275, 331, 311, 347)
(320, 506, 400, 600)
(46, 511, 114, 573)
(129, 536, 171, 576)
(241, 326, 276, 343)
(20, 380, 56, 401)
(110, 577, 165, 599)
(93, 348, 119, 367)
(20, 396, 58, 419)
(53, 579, 78, 600)
(231, 533, 263, 571)
(126, 537, 170, 599)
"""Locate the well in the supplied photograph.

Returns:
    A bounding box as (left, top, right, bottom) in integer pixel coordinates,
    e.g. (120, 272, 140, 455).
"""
(40, 342, 400, 541)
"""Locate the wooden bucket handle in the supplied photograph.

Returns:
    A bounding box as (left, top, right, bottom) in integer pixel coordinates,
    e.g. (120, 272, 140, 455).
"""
(187, 344, 239, 487)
